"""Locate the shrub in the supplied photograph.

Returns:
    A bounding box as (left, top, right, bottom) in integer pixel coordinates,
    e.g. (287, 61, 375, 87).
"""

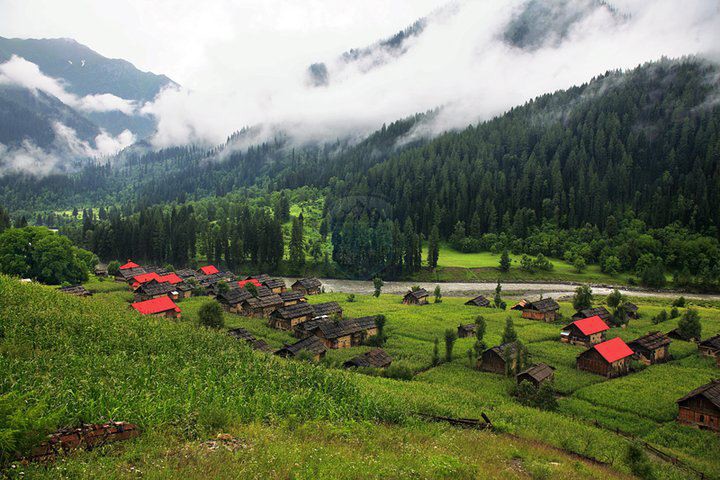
(669, 307, 680, 319)
(444, 329, 457, 362)
(513, 380, 558, 411)
(672, 296, 686, 308)
(651, 310, 668, 324)
(501, 317, 517, 344)
(372, 277, 383, 297)
(625, 443, 655, 480)
(572, 285, 593, 310)
(499, 250, 511, 272)
(573, 256, 586, 273)
(198, 301, 224, 329)
(433, 285, 442, 303)
(107, 260, 121, 276)
(533, 254, 553, 271)
(677, 308, 701, 341)
(384, 364, 413, 381)
(346, 293, 356, 303)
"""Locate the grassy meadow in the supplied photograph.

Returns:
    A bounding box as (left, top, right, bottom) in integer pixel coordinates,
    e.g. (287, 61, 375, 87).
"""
(2, 276, 720, 479)
(418, 243, 633, 285)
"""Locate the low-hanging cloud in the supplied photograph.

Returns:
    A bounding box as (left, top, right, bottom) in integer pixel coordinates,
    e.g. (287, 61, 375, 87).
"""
(0, 55, 137, 114)
(141, 0, 720, 148)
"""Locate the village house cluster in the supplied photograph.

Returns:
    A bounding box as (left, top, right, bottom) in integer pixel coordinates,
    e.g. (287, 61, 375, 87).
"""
(114, 260, 391, 369)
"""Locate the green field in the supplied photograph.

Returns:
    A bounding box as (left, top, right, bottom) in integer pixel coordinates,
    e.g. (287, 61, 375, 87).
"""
(418, 243, 633, 285)
(3, 277, 720, 479)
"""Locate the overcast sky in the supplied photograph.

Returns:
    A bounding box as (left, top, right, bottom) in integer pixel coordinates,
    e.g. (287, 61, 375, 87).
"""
(1, 0, 719, 149)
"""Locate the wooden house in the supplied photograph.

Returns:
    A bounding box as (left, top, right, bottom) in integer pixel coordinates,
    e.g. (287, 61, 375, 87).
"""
(248, 273, 272, 284)
(294, 316, 329, 338)
(516, 363, 555, 387)
(131, 296, 181, 319)
(457, 324, 477, 338)
(403, 288, 429, 305)
(311, 301, 343, 320)
(57, 285, 92, 297)
(479, 342, 520, 375)
(269, 302, 316, 330)
(465, 295, 491, 307)
(227, 328, 274, 353)
(198, 265, 220, 276)
(699, 334, 720, 359)
(175, 268, 197, 280)
(279, 291, 306, 307)
(307, 316, 378, 349)
(344, 349, 392, 369)
(676, 380, 720, 432)
(522, 298, 560, 322)
(628, 331, 672, 365)
(135, 280, 177, 301)
(275, 336, 327, 361)
(571, 306, 612, 324)
(560, 315, 610, 346)
(291, 278, 322, 295)
(576, 337, 634, 377)
(240, 294, 283, 318)
(117, 266, 146, 282)
(217, 289, 253, 313)
(510, 300, 528, 311)
(262, 278, 287, 294)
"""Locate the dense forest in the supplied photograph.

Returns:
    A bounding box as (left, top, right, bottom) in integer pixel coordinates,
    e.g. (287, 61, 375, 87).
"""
(1, 58, 720, 288)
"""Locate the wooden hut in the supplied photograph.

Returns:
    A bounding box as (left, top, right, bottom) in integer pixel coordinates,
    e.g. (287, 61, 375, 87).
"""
(131, 296, 181, 319)
(344, 349, 392, 369)
(560, 315, 609, 346)
(457, 324, 477, 338)
(311, 301, 343, 320)
(94, 264, 108, 277)
(240, 294, 283, 318)
(698, 334, 720, 359)
(571, 306, 612, 324)
(576, 337, 634, 377)
(667, 328, 701, 342)
(134, 280, 178, 301)
(522, 298, 560, 322)
(308, 316, 378, 349)
(216, 289, 253, 314)
(275, 336, 327, 361)
(516, 363, 555, 387)
(403, 288, 429, 305)
(269, 302, 315, 330)
(465, 295, 491, 307)
(510, 300, 528, 311)
(479, 342, 520, 375)
(57, 285, 92, 297)
(628, 331, 672, 365)
(175, 268, 197, 281)
(291, 278, 322, 295)
(227, 328, 273, 353)
(279, 291, 306, 307)
(676, 380, 720, 431)
(262, 278, 287, 294)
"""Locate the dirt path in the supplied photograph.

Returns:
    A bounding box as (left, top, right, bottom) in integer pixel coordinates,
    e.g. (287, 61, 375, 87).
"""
(281, 277, 720, 301)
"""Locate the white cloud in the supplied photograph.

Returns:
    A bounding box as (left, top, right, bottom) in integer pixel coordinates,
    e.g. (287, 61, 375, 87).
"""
(0, 55, 138, 115)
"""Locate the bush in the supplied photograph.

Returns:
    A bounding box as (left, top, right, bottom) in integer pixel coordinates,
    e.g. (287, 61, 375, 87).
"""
(513, 381, 558, 411)
(669, 307, 680, 319)
(198, 301, 224, 329)
(346, 293, 356, 303)
(651, 310, 668, 324)
(572, 285, 593, 310)
(384, 364, 413, 381)
(677, 308, 701, 341)
(672, 296, 686, 308)
(625, 443, 655, 480)
(107, 260, 121, 276)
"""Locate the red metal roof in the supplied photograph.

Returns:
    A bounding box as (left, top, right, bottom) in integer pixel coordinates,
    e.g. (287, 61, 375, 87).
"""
(119, 260, 140, 270)
(131, 296, 181, 315)
(238, 278, 261, 288)
(131, 272, 184, 289)
(157, 273, 183, 284)
(199, 265, 219, 275)
(593, 337, 634, 363)
(133, 272, 160, 284)
(571, 315, 610, 335)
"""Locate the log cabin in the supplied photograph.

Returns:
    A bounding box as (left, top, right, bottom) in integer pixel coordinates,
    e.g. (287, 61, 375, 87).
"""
(216, 289, 253, 313)
(560, 315, 609, 346)
(576, 337, 634, 377)
(344, 348, 392, 369)
(311, 301, 343, 320)
(291, 278, 322, 295)
(465, 295, 491, 307)
(522, 298, 560, 322)
(571, 306, 612, 324)
(510, 300, 528, 311)
(275, 336, 327, 361)
(698, 334, 720, 359)
(667, 327, 701, 342)
(628, 331, 672, 365)
(516, 363, 555, 387)
(131, 296, 181, 319)
(479, 342, 520, 375)
(93, 264, 108, 277)
(676, 380, 720, 432)
(57, 285, 92, 297)
(279, 291, 306, 307)
(457, 324, 477, 338)
(262, 278, 287, 294)
(307, 316, 378, 349)
(240, 294, 283, 318)
(403, 288, 429, 305)
(269, 302, 316, 330)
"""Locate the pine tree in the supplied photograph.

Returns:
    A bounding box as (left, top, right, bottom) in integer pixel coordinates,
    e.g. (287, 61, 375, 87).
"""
(428, 224, 440, 268)
(289, 214, 305, 271)
(500, 250, 511, 272)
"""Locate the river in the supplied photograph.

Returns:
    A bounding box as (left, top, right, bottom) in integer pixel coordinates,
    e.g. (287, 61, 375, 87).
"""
(281, 278, 720, 301)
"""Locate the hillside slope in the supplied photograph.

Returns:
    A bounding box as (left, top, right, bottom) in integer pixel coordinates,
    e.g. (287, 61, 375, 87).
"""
(0, 276, 631, 479)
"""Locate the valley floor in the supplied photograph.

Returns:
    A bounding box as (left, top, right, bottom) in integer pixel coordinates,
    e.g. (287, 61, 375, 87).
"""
(3, 277, 720, 479)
